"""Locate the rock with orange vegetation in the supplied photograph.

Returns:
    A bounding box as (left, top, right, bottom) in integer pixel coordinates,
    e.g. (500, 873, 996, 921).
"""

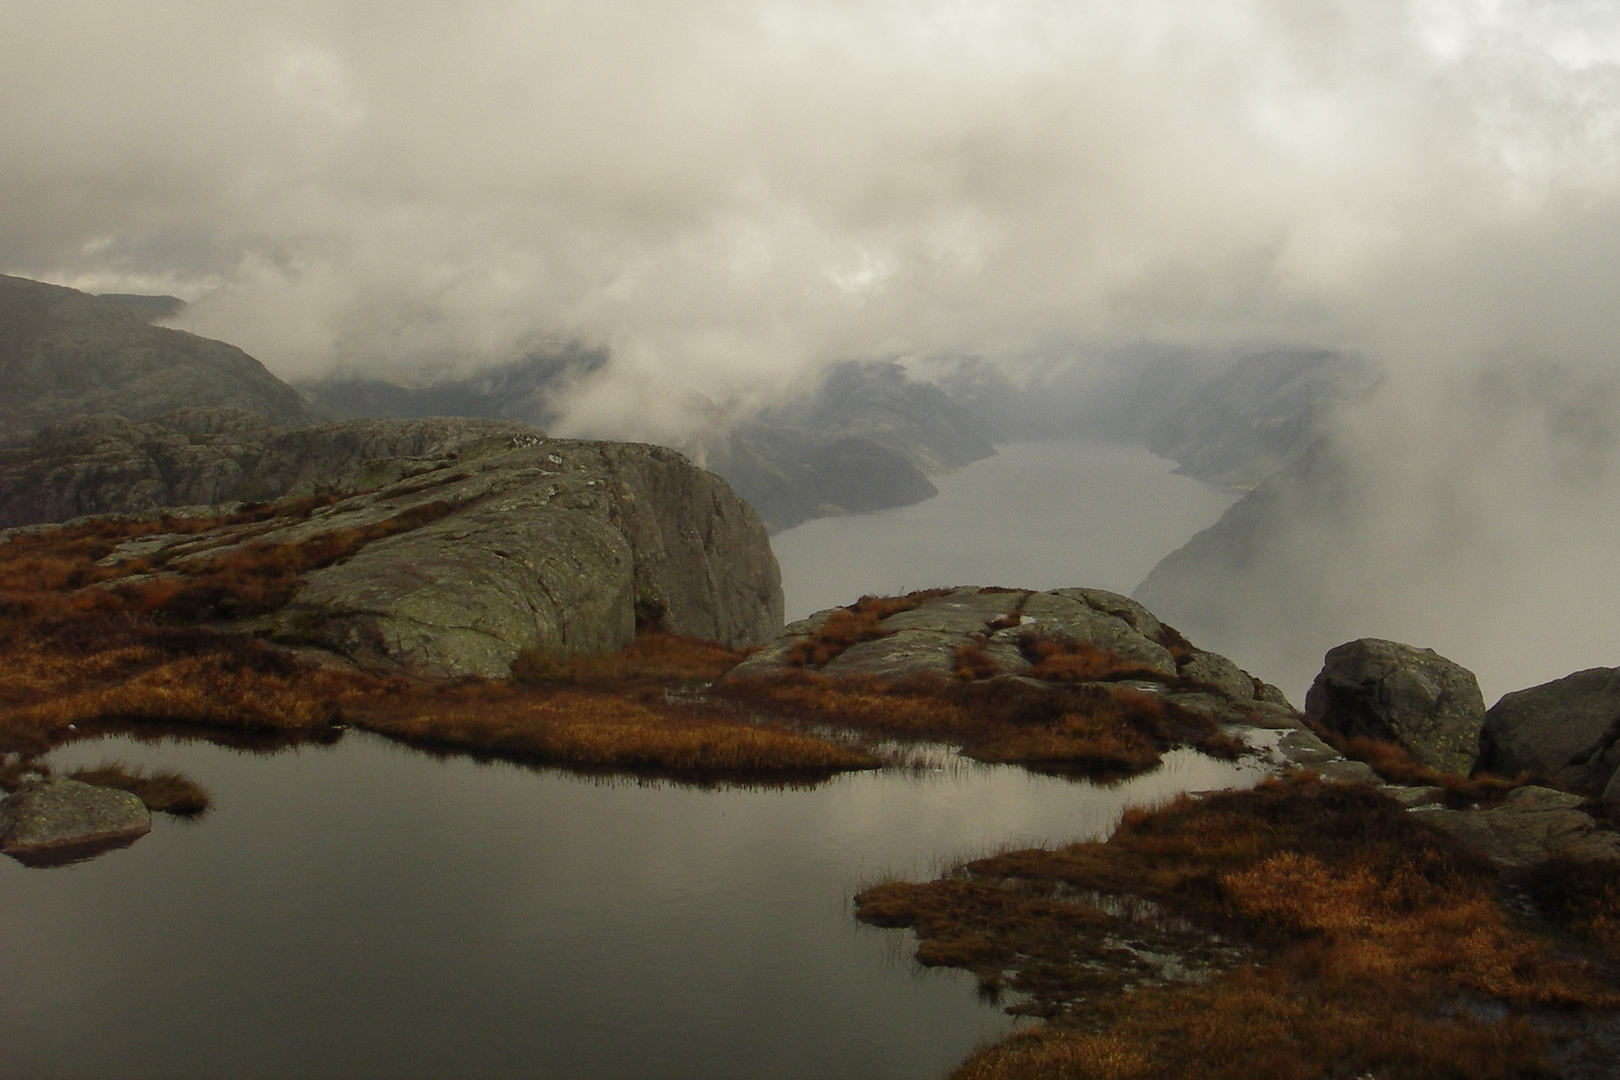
(27, 422, 784, 679)
(1, 777, 151, 865)
(1304, 638, 1485, 776)
(726, 586, 1293, 736)
(1414, 786, 1620, 867)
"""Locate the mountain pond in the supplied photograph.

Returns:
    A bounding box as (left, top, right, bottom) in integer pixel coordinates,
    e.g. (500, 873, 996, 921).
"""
(1, 438, 1255, 1079)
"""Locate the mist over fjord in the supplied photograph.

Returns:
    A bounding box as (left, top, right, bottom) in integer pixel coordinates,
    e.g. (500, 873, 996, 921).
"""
(5, 1, 1620, 698)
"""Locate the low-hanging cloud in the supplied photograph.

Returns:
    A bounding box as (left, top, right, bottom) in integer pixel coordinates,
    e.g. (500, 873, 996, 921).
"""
(2, 0, 1618, 430)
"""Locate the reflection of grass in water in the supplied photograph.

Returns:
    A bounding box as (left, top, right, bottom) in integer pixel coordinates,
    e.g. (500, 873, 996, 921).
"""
(857, 776, 1620, 1080)
(719, 669, 1246, 780)
(67, 761, 212, 816)
(0, 509, 874, 783)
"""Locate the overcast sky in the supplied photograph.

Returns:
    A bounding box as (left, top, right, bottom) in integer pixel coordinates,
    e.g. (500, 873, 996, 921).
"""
(4, 0, 1619, 405)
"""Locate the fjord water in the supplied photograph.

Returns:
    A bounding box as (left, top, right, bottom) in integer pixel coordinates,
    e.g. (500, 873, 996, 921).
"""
(0, 734, 1269, 1079)
(772, 440, 1241, 622)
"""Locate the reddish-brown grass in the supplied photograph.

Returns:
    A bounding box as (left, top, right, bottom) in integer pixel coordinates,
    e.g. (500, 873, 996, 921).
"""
(720, 670, 1241, 778)
(512, 631, 749, 687)
(859, 777, 1618, 1079)
(1020, 636, 1167, 683)
(118, 499, 459, 622)
(1516, 855, 1620, 954)
(66, 761, 212, 816)
(953, 642, 1000, 680)
(1320, 732, 1530, 806)
(348, 681, 875, 776)
(784, 590, 951, 668)
(0, 513, 873, 781)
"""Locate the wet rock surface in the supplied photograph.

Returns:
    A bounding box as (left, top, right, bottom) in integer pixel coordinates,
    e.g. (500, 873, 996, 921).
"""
(1478, 666, 1620, 797)
(1, 778, 151, 864)
(1304, 638, 1485, 775)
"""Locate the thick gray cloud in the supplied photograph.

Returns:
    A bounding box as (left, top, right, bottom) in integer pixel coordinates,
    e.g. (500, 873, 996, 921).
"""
(3, 0, 1618, 422)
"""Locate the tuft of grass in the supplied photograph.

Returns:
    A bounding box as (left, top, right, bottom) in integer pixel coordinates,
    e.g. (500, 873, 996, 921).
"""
(1019, 636, 1167, 684)
(784, 590, 951, 668)
(346, 681, 876, 777)
(0, 516, 870, 781)
(512, 631, 749, 687)
(118, 499, 459, 623)
(859, 776, 1618, 1079)
(1320, 732, 1530, 806)
(953, 642, 1000, 680)
(1516, 855, 1620, 954)
(68, 761, 212, 816)
(720, 671, 1242, 779)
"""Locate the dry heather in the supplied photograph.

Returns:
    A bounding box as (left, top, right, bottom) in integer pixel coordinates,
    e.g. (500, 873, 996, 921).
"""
(65, 761, 212, 816)
(783, 590, 951, 667)
(857, 776, 1620, 1080)
(0, 511, 873, 781)
(720, 669, 1245, 778)
(1316, 729, 1531, 806)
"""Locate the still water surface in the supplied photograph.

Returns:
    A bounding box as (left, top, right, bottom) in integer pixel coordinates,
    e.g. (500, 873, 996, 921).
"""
(1, 734, 1269, 1079)
(772, 440, 1241, 622)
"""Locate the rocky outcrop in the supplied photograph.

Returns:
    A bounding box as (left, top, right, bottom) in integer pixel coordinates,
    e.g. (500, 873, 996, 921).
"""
(44, 419, 783, 677)
(1, 778, 152, 864)
(1304, 639, 1486, 775)
(303, 355, 998, 533)
(1477, 667, 1620, 797)
(1414, 786, 1620, 868)
(724, 586, 1296, 728)
(0, 274, 317, 438)
(0, 411, 585, 529)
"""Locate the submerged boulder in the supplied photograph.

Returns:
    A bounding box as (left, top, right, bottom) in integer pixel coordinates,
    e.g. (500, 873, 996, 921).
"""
(1478, 667, 1620, 797)
(1304, 639, 1485, 775)
(1, 778, 152, 864)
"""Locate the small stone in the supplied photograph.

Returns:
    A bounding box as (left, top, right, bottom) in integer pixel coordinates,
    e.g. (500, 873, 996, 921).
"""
(1, 778, 151, 864)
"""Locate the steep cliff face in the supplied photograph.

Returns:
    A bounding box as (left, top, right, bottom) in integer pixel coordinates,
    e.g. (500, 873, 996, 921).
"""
(2, 416, 783, 674)
(0, 275, 317, 437)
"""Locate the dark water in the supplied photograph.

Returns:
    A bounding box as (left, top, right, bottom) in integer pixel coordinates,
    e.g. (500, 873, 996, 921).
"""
(1, 734, 1269, 1079)
(772, 440, 1240, 623)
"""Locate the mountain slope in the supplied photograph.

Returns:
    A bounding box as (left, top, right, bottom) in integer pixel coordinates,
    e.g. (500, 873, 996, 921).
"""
(0, 275, 316, 438)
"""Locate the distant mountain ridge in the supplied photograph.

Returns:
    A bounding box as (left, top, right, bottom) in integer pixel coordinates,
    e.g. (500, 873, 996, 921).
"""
(302, 355, 999, 531)
(0, 275, 316, 438)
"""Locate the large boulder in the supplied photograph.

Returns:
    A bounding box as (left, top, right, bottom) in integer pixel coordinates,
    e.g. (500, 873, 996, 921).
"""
(1304, 639, 1485, 775)
(1, 778, 152, 864)
(52, 422, 785, 678)
(1478, 667, 1620, 796)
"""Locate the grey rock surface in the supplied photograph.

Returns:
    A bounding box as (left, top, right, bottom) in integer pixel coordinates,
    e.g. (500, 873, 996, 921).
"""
(819, 630, 962, 679)
(1180, 650, 1257, 702)
(23, 420, 784, 678)
(272, 436, 782, 675)
(0, 274, 317, 439)
(1478, 667, 1620, 796)
(1304, 638, 1485, 775)
(1, 778, 152, 860)
(722, 586, 1281, 738)
(1023, 591, 1177, 674)
(1416, 786, 1620, 867)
